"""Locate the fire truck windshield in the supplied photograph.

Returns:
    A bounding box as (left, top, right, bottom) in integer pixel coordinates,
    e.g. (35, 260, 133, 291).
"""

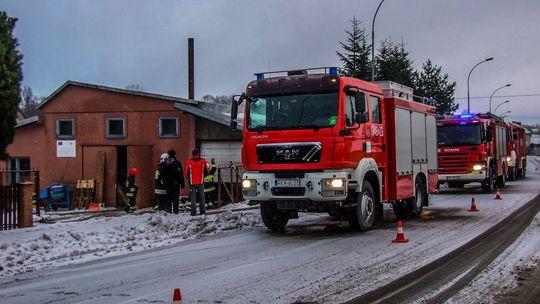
(437, 123, 482, 146)
(247, 92, 338, 131)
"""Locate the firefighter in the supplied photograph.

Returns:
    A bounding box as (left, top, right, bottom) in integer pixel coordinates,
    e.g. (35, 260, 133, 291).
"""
(125, 167, 139, 213)
(185, 149, 209, 216)
(154, 153, 169, 211)
(162, 149, 185, 214)
(204, 158, 217, 209)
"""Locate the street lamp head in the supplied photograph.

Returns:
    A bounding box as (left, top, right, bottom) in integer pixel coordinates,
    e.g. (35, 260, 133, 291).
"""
(505, 83, 511, 87)
(486, 57, 494, 61)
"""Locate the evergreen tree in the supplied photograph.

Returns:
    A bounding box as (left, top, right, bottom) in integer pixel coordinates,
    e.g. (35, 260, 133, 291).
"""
(0, 11, 23, 160)
(336, 17, 371, 80)
(376, 39, 415, 87)
(414, 59, 457, 115)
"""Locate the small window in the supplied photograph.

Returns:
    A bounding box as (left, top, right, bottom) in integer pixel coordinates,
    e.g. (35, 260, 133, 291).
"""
(106, 118, 125, 138)
(369, 96, 382, 124)
(56, 119, 75, 138)
(159, 117, 179, 137)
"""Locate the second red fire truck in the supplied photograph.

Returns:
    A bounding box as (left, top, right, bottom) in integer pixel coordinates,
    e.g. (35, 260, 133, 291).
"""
(437, 112, 509, 192)
(231, 67, 438, 232)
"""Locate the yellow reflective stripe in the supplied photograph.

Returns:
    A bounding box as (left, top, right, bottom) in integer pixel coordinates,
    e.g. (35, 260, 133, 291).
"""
(154, 189, 167, 194)
(204, 186, 216, 192)
(155, 170, 160, 180)
(126, 193, 134, 197)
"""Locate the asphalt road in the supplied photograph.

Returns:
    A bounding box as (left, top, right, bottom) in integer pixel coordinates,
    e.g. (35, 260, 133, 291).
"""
(1, 159, 539, 304)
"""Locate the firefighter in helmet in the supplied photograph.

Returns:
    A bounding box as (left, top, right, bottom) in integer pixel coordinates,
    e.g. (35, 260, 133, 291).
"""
(125, 167, 139, 213)
(204, 159, 217, 209)
(154, 153, 169, 211)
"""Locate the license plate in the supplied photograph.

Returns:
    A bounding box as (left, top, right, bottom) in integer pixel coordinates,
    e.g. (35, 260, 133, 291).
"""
(447, 176, 460, 180)
(275, 179, 301, 187)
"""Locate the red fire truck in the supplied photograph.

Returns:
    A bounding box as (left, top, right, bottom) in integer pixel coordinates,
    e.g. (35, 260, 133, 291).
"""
(230, 67, 438, 232)
(506, 122, 527, 180)
(437, 113, 508, 192)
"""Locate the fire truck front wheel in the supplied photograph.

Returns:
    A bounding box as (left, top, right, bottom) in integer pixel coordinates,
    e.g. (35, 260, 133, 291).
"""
(481, 165, 495, 193)
(260, 201, 289, 233)
(349, 181, 375, 232)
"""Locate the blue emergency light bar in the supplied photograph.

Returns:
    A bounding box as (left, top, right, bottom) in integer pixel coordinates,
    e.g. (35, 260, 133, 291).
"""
(459, 114, 475, 119)
(254, 67, 339, 80)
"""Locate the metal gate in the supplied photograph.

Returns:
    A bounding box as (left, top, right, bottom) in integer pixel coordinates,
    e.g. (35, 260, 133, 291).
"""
(0, 184, 22, 230)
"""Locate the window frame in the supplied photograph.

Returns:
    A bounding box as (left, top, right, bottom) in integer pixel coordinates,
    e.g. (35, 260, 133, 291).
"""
(56, 119, 75, 139)
(159, 117, 179, 138)
(106, 117, 126, 139)
(369, 95, 382, 124)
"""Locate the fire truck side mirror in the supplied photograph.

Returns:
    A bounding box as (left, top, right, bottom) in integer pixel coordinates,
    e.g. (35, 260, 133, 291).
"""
(355, 113, 368, 124)
(354, 91, 366, 113)
(485, 126, 493, 142)
(231, 93, 246, 120)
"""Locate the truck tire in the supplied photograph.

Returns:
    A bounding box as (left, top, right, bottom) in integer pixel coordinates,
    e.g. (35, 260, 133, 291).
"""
(349, 181, 375, 231)
(508, 167, 516, 181)
(521, 160, 527, 178)
(407, 178, 426, 218)
(481, 165, 495, 193)
(260, 201, 289, 233)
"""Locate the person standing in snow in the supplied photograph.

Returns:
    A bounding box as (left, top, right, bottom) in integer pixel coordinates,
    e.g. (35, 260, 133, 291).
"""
(154, 153, 169, 211)
(185, 149, 209, 216)
(125, 167, 139, 213)
(162, 149, 185, 213)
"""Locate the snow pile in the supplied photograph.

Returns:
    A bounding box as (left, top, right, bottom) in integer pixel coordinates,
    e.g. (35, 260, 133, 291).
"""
(0, 209, 262, 278)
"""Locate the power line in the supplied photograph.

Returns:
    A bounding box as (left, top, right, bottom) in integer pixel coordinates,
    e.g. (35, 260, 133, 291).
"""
(455, 93, 540, 100)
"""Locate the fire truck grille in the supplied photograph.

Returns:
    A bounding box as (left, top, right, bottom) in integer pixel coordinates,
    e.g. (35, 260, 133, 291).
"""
(271, 187, 306, 196)
(257, 143, 321, 164)
(438, 152, 472, 174)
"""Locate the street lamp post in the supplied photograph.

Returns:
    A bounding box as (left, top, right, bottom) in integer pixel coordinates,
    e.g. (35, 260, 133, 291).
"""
(467, 57, 494, 113)
(489, 84, 511, 112)
(500, 110, 511, 119)
(371, 0, 385, 82)
(494, 100, 510, 114)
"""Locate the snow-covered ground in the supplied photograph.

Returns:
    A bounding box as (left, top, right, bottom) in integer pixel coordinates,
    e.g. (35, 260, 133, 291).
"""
(0, 203, 262, 278)
(0, 158, 539, 304)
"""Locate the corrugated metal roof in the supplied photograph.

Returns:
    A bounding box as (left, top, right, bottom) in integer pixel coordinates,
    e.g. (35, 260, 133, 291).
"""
(174, 102, 230, 127)
(15, 116, 38, 128)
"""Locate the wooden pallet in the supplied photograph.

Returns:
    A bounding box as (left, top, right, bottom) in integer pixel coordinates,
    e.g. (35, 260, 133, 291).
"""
(73, 179, 95, 209)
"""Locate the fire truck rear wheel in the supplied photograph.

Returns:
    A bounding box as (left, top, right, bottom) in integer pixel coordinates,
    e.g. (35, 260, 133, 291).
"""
(349, 181, 375, 231)
(407, 178, 426, 218)
(260, 201, 289, 233)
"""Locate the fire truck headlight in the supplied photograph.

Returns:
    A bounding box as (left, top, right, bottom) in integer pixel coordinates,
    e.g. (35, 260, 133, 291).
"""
(506, 156, 511, 162)
(323, 178, 345, 189)
(242, 179, 256, 189)
(322, 178, 346, 197)
(473, 164, 484, 171)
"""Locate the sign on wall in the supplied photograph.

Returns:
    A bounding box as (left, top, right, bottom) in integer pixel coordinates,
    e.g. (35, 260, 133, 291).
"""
(57, 140, 76, 157)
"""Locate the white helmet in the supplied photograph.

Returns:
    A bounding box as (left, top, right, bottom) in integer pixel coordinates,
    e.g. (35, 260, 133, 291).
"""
(160, 153, 169, 163)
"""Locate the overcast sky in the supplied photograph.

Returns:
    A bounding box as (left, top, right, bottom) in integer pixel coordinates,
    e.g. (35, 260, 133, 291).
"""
(2, 0, 540, 123)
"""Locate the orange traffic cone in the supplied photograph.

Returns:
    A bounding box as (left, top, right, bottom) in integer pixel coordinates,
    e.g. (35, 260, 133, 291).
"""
(173, 288, 182, 304)
(494, 188, 503, 200)
(468, 198, 479, 212)
(392, 221, 409, 243)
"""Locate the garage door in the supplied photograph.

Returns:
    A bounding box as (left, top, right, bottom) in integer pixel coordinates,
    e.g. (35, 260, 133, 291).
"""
(200, 141, 242, 166)
(200, 141, 242, 183)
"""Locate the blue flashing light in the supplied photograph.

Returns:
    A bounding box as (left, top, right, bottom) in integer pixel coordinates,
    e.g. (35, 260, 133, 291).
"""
(255, 73, 264, 80)
(328, 67, 338, 75)
(459, 114, 474, 119)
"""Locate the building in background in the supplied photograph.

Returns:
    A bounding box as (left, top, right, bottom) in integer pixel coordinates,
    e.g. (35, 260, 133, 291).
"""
(1, 81, 241, 208)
